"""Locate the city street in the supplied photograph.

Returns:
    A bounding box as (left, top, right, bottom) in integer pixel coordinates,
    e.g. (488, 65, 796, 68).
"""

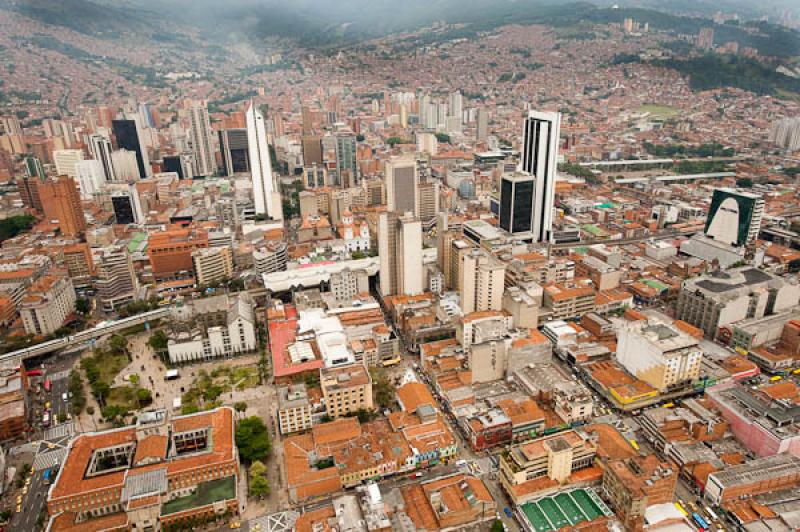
(9, 468, 48, 532)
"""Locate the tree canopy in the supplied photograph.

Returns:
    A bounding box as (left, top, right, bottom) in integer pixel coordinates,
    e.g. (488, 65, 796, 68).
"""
(235, 416, 272, 463)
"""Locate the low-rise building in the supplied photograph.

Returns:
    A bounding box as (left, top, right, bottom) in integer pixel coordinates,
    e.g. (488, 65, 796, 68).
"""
(46, 408, 240, 531)
(320, 363, 373, 418)
(602, 455, 677, 530)
(704, 454, 800, 506)
(499, 430, 600, 504)
(616, 318, 703, 392)
(166, 293, 257, 363)
(277, 384, 313, 435)
(0, 362, 27, 441)
(400, 474, 496, 530)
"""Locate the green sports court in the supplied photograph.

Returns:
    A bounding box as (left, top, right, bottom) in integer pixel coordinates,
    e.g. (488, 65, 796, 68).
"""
(518, 488, 614, 532)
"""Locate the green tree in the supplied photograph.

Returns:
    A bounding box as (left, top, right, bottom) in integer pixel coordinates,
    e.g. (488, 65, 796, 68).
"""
(109, 334, 128, 355)
(435, 132, 451, 143)
(234, 402, 248, 415)
(250, 460, 267, 477)
(75, 298, 92, 314)
(249, 472, 270, 498)
(491, 520, 505, 532)
(736, 177, 753, 188)
(136, 388, 152, 405)
(369, 368, 394, 409)
(148, 330, 169, 351)
(235, 416, 272, 463)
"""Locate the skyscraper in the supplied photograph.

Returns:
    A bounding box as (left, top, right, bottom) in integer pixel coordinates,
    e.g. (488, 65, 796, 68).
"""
(385, 155, 418, 215)
(334, 132, 359, 187)
(521, 110, 561, 243)
(378, 211, 423, 297)
(112, 119, 150, 178)
(246, 103, 282, 220)
(88, 134, 116, 181)
(95, 246, 138, 312)
(499, 172, 535, 234)
(476, 108, 488, 142)
(704, 188, 765, 248)
(75, 160, 105, 199)
(189, 104, 215, 177)
(162, 154, 193, 180)
(53, 149, 84, 179)
(111, 149, 140, 181)
(38, 176, 86, 237)
(218, 129, 250, 176)
(460, 248, 506, 314)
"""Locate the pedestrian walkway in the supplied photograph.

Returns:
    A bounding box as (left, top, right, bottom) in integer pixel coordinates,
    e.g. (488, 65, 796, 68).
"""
(44, 422, 74, 441)
(33, 447, 68, 470)
(49, 370, 71, 381)
(249, 511, 300, 532)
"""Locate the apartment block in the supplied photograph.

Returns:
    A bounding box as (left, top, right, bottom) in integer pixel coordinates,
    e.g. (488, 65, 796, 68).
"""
(320, 363, 373, 418)
(20, 273, 76, 336)
(192, 246, 234, 287)
(277, 384, 314, 435)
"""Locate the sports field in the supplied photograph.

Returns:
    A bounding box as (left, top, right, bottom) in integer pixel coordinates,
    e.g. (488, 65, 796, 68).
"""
(519, 488, 613, 532)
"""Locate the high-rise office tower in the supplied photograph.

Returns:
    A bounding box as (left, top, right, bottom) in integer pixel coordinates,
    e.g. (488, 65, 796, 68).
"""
(698, 27, 714, 50)
(53, 149, 84, 179)
(162, 154, 193, 180)
(189, 104, 215, 177)
(0, 116, 22, 136)
(24, 155, 46, 180)
(112, 118, 150, 178)
(521, 110, 561, 243)
(219, 129, 250, 176)
(38, 176, 86, 237)
(378, 211, 423, 297)
(385, 155, 418, 215)
(417, 181, 440, 226)
(88, 134, 116, 181)
(448, 91, 463, 124)
(95, 246, 138, 312)
(334, 133, 359, 187)
(75, 160, 105, 199)
(246, 103, 282, 220)
(301, 105, 313, 135)
(704, 188, 765, 248)
(138, 102, 157, 128)
(476, 108, 488, 142)
(301, 135, 323, 166)
(499, 172, 535, 234)
(416, 132, 438, 155)
(111, 184, 145, 225)
(111, 150, 140, 181)
(460, 248, 506, 314)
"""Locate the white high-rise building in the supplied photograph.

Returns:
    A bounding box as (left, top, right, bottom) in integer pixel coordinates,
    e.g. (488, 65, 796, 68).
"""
(88, 134, 115, 181)
(246, 102, 282, 220)
(111, 149, 140, 181)
(74, 160, 105, 199)
(189, 104, 215, 177)
(521, 110, 562, 243)
(53, 149, 84, 179)
(461, 248, 506, 314)
(378, 212, 423, 297)
(448, 91, 463, 122)
(385, 154, 418, 215)
(416, 132, 438, 155)
(769, 117, 800, 151)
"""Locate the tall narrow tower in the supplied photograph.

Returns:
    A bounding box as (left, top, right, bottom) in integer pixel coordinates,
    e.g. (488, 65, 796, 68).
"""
(189, 104, 215, 177)
(246, 103, 282, 220)
(521, 110, 561, 243)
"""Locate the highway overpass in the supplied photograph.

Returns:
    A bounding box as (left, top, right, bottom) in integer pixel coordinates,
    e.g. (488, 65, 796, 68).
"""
(0, 308, 171, 366)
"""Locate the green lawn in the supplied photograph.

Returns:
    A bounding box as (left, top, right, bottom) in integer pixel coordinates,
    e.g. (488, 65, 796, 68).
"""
(161, 476, 236, 515)
(637, 103, 680, 119)
(107, 386, 139, 409)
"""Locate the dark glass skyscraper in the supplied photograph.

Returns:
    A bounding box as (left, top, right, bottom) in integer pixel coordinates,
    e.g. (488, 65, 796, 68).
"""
(219, 129, 250, 176)
(112, 119, 148, 178)
(499, 173, 535, 234)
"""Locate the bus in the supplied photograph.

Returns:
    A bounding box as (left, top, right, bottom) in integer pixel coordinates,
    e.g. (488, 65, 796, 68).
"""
(629, 439, 639, 451)
(674, 502, 688, 516)
(705, 506, 719, 522)
(770, 375, 783, 382)
(381, 357, 401, 368)
(662, 402, 675, 408)
(692, 512, 710, 531)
